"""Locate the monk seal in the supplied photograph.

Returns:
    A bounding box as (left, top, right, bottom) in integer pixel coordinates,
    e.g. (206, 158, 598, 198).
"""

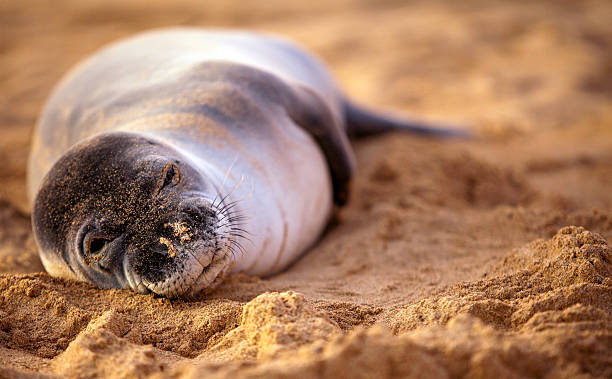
(28, 28, 466, 298)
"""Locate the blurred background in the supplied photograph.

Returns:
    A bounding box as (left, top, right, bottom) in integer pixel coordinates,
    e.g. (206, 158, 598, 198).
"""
(1, 0, 611, 213)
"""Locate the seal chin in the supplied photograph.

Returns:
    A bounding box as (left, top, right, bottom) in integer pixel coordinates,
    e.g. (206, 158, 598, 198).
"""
(126, 244, 234, 298)
(181, 247, 235, 298)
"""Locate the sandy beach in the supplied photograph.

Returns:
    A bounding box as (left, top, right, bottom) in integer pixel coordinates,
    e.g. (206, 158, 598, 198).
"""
(1, 0, 611, 377)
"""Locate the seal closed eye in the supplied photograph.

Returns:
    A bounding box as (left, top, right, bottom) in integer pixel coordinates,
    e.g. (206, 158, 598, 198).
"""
(28, 28, 466, 298)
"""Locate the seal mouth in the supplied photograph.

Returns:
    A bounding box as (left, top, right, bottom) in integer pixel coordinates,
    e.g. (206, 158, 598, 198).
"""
(123, 196, 239, 298)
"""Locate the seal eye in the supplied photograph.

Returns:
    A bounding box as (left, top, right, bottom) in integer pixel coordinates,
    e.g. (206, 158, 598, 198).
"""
(156, 162, 182, 195)
(89, 238, 106, 255)
(83, 235, 109, 265)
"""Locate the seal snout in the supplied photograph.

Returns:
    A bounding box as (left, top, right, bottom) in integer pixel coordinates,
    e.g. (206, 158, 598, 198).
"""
(127, 196, 234, 298)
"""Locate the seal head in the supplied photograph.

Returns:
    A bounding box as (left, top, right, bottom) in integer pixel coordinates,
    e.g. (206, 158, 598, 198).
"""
(32, 132, 236, 298)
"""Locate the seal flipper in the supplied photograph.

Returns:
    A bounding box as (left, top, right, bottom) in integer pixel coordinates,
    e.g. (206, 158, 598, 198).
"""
(344, 101, 471, 139)
(284, 86, 356, 206)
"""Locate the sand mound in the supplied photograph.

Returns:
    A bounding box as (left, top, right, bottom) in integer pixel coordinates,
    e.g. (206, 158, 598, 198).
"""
(167, 315, 605, 379)
(3, 227, 608, 378)
(156, 227, 611, 378)
(383, 226, 612, 332)
(53, 311, 170, 378)
(204, 291, 340, 362)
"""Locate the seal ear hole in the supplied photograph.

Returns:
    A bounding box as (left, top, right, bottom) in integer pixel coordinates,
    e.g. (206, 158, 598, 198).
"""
(157, 162, 182, 193)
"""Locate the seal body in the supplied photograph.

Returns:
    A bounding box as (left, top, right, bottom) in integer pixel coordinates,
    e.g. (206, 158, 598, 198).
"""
(29, 28, 463, 298)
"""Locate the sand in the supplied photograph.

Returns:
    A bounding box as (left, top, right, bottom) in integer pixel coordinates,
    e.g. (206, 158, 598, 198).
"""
(1, 0, 611, 377)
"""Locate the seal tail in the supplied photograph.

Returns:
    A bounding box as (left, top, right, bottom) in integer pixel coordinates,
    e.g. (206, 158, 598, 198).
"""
(344, 101, 471, 139)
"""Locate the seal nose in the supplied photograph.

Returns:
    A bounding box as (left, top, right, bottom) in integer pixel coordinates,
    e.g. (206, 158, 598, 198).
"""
(183, 205, 207, 225)
(180, 197, 217, 225)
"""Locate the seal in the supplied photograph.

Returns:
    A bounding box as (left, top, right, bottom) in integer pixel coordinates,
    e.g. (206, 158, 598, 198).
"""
(28, 28, 466, 298)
